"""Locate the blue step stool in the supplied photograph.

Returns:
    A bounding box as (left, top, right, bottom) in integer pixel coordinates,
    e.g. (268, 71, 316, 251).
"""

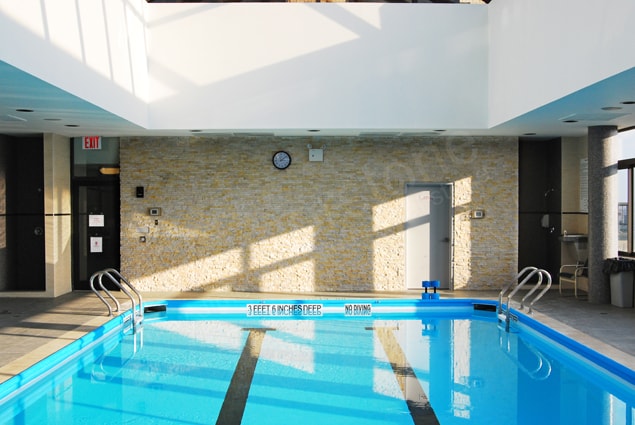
(422, 280, 441, 300)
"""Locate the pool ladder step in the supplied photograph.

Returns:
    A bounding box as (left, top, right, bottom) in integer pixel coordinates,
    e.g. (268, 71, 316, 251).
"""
(90, 268, 143, 332)
(498, 267, 551, 332)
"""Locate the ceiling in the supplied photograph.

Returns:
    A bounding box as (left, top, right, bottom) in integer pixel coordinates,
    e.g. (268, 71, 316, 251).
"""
(2, 59, 635, 140)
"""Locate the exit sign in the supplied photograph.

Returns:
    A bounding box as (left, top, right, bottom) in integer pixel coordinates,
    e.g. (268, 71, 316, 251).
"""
(82, 136, 102, 150)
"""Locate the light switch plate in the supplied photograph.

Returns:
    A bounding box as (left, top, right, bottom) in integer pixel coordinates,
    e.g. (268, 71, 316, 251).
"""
(309, 149, 323, 162)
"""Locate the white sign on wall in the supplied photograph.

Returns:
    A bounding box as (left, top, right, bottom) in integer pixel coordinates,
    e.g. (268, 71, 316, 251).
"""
(89, 214, 104, 227)
(90, 237, 103, 253)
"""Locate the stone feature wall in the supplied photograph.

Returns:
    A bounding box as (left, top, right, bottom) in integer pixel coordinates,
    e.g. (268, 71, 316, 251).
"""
(120, 136, 518, 293)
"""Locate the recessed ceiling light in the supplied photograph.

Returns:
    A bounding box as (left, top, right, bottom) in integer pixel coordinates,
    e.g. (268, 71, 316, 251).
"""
(621, 101, 635, 105)
(563, 120, 578, 123)
(190, 130, 202, 133)
(434, 129, 446, 132)
(15, 108, 33, 113)
(601, 106, 622, 111)
(523, 133, 537, 136)
(65, 124, 79, 127)
(43, 118, 61, 121)
(308, 129, 320, 132)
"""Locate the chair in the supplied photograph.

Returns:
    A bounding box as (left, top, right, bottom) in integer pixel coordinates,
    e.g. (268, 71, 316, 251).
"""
(559, 261, 588, 297)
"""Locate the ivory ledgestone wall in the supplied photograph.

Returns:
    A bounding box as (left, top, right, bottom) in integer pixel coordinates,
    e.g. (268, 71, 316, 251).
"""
(120, 136, 518, 292)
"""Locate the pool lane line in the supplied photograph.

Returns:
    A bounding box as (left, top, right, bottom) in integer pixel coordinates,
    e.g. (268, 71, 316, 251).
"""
(215, 327, 275, 425)
(369, 326, 441, 425)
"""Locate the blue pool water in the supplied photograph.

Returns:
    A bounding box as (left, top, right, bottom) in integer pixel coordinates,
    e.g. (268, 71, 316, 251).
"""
(0, 299, 634, 424)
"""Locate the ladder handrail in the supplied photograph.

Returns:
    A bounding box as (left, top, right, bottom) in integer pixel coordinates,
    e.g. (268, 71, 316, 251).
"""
(522, 269, 552, 314)
(89, 268, 143, 332)
(89, 272, 121, 316)
(498, 267, 552, 331)
(498, 266, 540, 315)
(101, 268, 143, 320)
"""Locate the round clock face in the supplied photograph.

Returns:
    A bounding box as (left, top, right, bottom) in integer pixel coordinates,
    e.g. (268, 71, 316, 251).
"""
(272, 151, 291, 170)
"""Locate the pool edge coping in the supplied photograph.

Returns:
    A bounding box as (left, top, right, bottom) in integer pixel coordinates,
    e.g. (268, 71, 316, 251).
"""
(1, 297, 634, 403)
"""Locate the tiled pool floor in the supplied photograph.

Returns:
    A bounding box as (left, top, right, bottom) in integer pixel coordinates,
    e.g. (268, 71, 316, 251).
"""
(0, 290, 634, 384)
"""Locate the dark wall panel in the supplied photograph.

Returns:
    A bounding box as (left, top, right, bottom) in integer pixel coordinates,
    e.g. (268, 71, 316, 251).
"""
(519, 139, 562, 277)
(0, 135, 45, 291)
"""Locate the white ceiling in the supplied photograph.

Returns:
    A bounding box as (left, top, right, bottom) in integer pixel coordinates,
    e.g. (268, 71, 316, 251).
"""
(2, 58, 635, 140)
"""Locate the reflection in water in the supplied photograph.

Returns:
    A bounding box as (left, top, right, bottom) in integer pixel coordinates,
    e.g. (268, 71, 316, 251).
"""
(2, 316, 635, 425)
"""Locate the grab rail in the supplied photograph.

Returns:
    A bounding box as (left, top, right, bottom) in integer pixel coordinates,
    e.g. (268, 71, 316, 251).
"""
(498, 267, 552, 332)
(90, 268, 143, 332)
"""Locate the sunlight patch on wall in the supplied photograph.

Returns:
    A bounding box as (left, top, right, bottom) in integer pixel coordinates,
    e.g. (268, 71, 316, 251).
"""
(138, 247, 243, 291)
(205, 248, 244, 282)
(373, 234, 403, 291)
(0, 1, 47, 40)
(258, 260, 315, 293)
(146, 6, 361, 102)
(454, 176, 472, 208)
(249, 226, 314, 269)
(0, 0, 146, 99)
(453, 177, 472, 288)
(372, 198, 403, 232)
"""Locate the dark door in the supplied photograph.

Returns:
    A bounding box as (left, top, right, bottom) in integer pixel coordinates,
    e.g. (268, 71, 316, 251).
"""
(72, 181, 120, 290)
(0, 136, 45, 291)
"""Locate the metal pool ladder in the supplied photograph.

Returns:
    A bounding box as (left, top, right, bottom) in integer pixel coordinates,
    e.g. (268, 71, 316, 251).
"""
(498, 266, 552, 332)
(90, 268, 143, 332)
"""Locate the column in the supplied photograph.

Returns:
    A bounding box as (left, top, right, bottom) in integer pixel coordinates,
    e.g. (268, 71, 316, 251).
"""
(587, 126, 618, 304)
(44, 134, 72, 296)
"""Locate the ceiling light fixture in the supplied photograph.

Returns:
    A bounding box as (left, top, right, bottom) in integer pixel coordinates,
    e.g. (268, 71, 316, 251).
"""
(563, 120, 578, 123)
(15, 108, 33, 113)
(621, 101, 635, 105)
(601, 106, 622, 111)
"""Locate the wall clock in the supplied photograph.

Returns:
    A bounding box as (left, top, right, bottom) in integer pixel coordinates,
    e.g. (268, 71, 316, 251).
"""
(272, 151, 291, 170)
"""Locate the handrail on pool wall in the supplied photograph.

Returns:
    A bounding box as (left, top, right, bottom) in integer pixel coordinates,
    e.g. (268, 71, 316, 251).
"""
(498, 267, 552, 332)
(89, 268, 143, 332)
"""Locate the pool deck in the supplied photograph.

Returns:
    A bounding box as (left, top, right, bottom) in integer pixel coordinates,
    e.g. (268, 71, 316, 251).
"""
(0, 289, 634, 385)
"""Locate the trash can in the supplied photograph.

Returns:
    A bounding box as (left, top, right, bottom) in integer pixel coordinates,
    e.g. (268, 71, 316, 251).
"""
(603, 258, 635, 308)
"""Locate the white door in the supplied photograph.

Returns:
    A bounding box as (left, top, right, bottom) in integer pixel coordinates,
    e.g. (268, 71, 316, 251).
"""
(405, 183, 452, 289)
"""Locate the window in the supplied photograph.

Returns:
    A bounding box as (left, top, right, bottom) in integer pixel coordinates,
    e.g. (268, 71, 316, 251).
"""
(617, 129, 635, 256)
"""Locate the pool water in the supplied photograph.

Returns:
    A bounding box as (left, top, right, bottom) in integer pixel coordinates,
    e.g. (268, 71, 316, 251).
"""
(1, 300, 634, 424)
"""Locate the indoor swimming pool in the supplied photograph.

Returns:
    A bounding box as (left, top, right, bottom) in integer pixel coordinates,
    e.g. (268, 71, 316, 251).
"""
(0, 299, 634, 424)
